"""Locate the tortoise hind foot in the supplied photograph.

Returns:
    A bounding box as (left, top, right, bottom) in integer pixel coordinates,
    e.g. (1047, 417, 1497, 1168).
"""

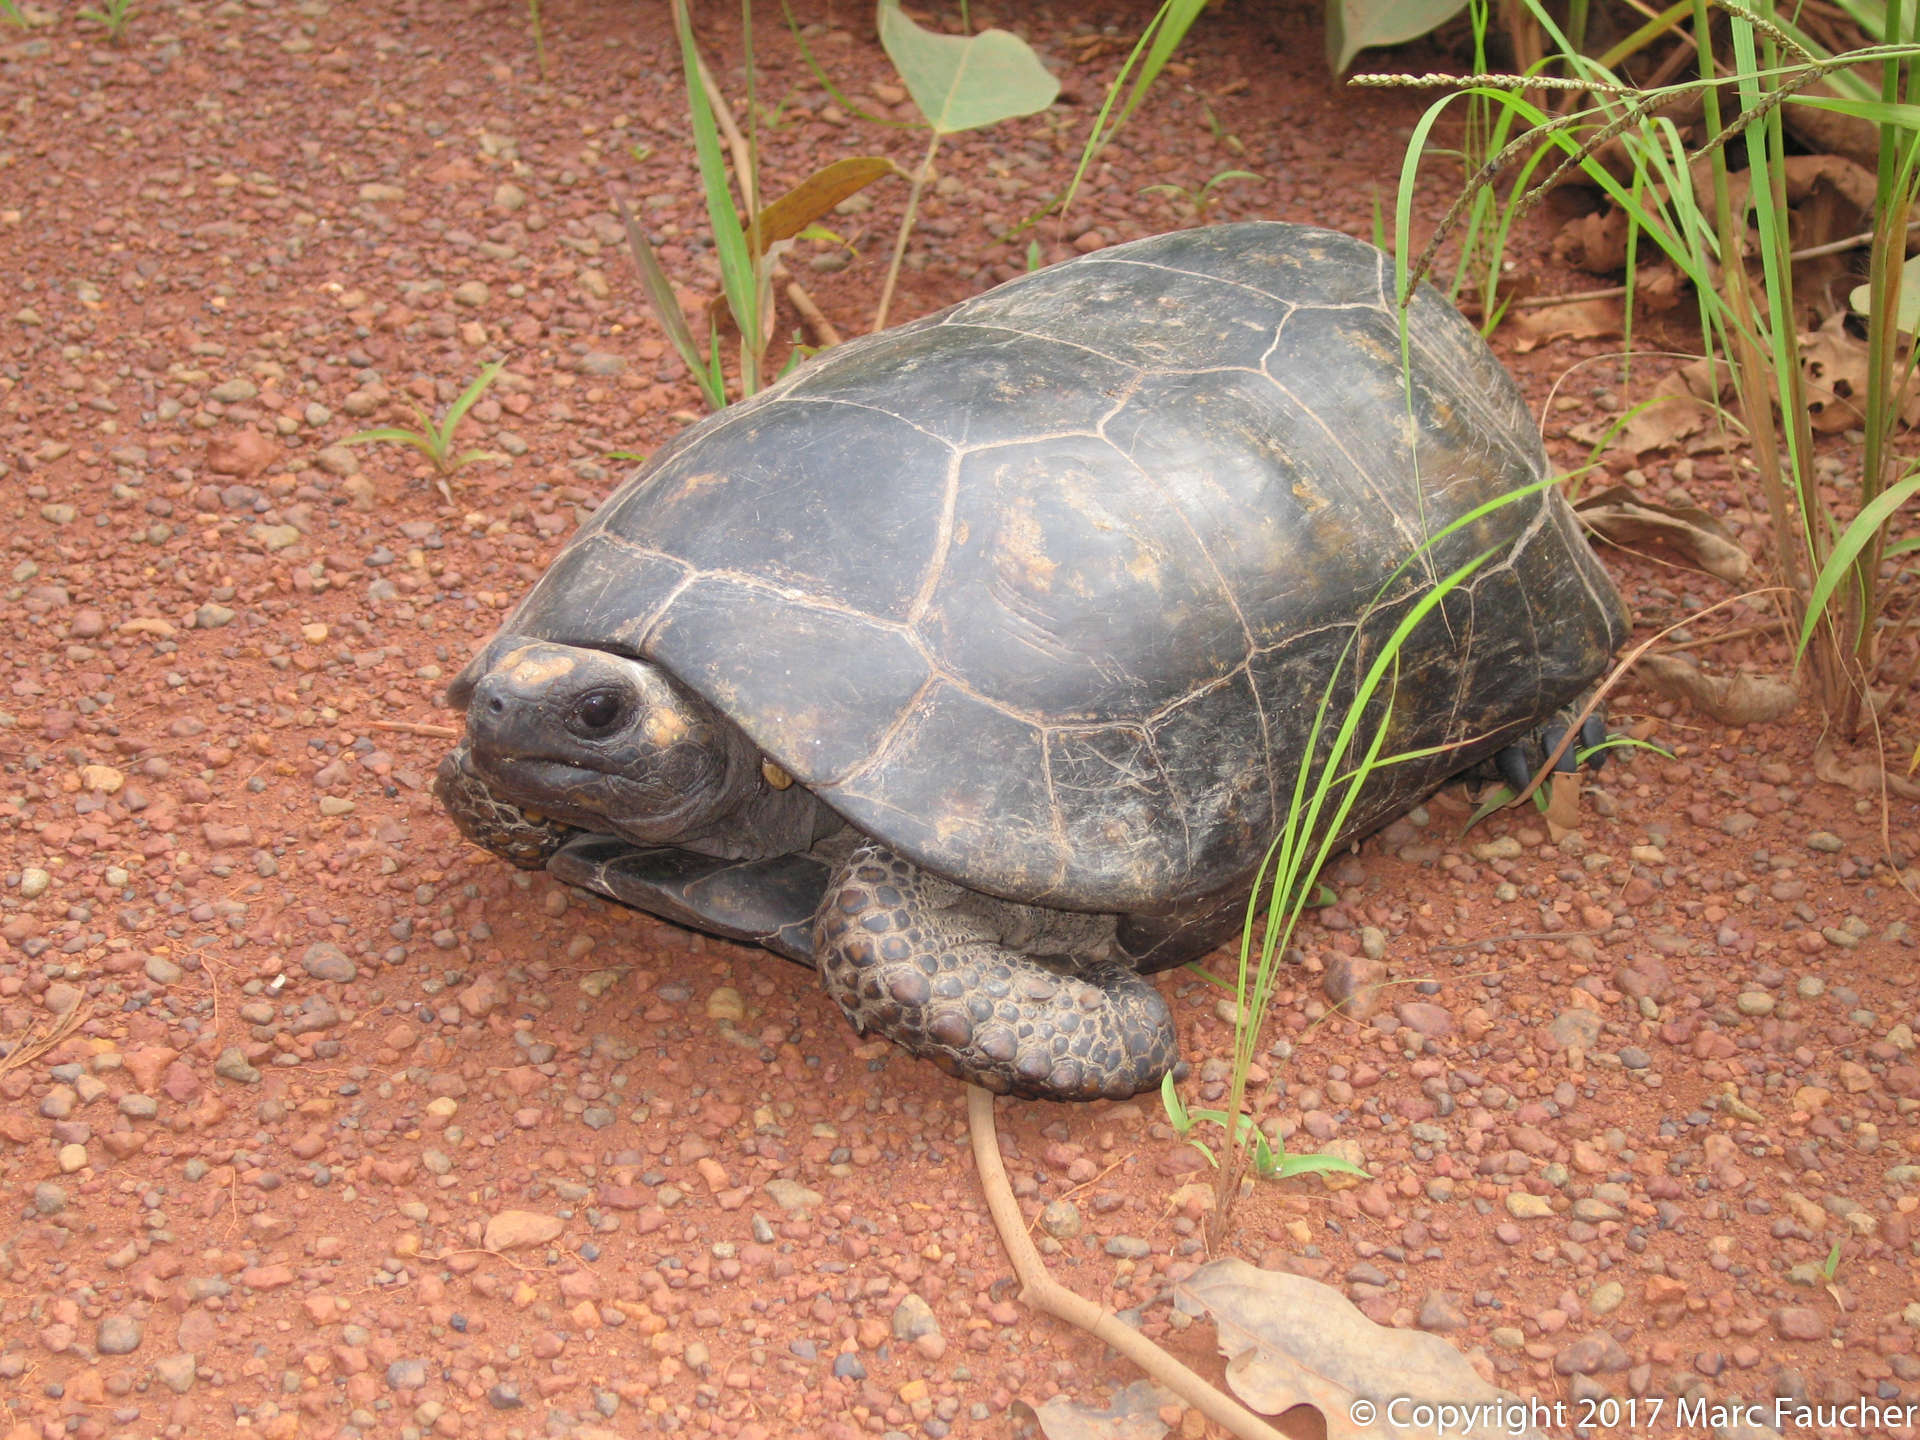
(813, 843, 1179, 1102)
(434, 743, 576, 869)
(1489, 700, 1613, 794)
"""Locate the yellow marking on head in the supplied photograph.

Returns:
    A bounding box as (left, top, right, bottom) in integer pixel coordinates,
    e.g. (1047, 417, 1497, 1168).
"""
(504, 647, 579, 688)
(760, 757, 795, 790)
(643, 707, 690, 748)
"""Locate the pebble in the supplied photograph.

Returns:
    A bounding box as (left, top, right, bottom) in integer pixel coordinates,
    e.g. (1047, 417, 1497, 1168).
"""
(20, 866, 51, 899)
(1038, 1199, 1083, 1239)
(213, 1047, 261, 1084)
(153, 1353, 197, 1393)
(95, 1314, 143, 1355)
(484, 1210, 563, 1250)
(386, 1358, 428, 1389)
(764, 1178, 824, 1214)
(891, 1293, 940, 1342)
(301, 942, 357, 983)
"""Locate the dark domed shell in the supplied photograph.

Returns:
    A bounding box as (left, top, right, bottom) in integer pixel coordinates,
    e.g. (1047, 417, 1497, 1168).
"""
(471, 223, 1627, 911)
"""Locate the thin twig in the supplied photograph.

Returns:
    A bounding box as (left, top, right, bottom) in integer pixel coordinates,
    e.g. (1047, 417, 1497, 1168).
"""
(1658, 619, 1787, 651)
(966, 1086, 1286, 1440)
(371, 720, 460, 739)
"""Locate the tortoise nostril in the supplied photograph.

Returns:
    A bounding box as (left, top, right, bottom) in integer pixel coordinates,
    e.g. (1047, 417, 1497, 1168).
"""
(487, 697, 504, 715)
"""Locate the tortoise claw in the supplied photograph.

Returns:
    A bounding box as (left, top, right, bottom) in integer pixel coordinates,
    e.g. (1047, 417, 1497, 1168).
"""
(1494, 743, 1532, 795)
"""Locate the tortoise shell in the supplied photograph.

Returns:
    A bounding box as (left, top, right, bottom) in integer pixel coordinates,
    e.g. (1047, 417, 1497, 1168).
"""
(454, 222, 1627, 912)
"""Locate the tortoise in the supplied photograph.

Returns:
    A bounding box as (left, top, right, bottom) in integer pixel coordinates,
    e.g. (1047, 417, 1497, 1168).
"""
(435, 222, 1628, 1102)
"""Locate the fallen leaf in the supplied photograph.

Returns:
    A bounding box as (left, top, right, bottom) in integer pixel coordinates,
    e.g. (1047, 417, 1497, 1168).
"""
(1012, 1380, 1175, 1440)
(1175, 1258, 1547, 1439)
(1574, 484, 1752, 582)
(1813, 740, 1920, 800)
(1568, 368, 1715, 456)
(1635, 654, 1798, 726)
(1506, 298, 1620, 353)
(1544, 770, 1582, 842)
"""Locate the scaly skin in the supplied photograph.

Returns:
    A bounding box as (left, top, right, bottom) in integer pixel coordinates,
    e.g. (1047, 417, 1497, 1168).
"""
(433, 744, 576, 869)
(814, 842, 1179, 1102)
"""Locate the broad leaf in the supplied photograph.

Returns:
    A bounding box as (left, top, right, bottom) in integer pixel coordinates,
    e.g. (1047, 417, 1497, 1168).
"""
(878, 0, 1059, 135)
(1326, 0, 1470, 74)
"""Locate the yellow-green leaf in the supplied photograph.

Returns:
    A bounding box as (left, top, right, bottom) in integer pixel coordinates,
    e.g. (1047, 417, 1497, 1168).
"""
(877, 0, 1059, 136)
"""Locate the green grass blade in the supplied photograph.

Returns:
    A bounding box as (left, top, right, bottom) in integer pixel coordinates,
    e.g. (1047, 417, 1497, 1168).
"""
(342, 427, 430, 448)
(442, 359, 505, 438)
(1796, 470, 1920, 659)
(673, 0, 759, 383)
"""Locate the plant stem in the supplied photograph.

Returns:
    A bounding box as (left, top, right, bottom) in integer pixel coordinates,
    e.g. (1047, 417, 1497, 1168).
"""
(965, 1086, 1286, 1440)
(873, 129, 941, 334)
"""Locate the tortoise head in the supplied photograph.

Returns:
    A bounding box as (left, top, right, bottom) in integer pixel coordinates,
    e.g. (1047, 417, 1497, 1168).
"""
(453, 641, 762, 845)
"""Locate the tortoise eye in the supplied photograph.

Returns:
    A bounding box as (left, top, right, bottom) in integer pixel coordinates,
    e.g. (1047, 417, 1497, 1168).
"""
(570, 689, 626, 736)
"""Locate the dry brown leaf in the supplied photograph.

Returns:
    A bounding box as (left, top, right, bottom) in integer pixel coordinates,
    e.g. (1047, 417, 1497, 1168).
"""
(1013, 1380, 1175, 1440)
(1813, 740, 1920, 800)
(1544, 769, 1582, 842)
(1176, 1259, 1546, 1440)
(1552, 208, 1630, 274)
(1636, 654, 1799, 726)
(1506, 298, 1620, 354)
(1574, 484, 1751, 583)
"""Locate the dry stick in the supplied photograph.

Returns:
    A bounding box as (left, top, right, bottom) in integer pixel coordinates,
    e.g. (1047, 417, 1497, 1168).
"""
(371, 719, 460, 739)
(965, 1086, 1287, 1440)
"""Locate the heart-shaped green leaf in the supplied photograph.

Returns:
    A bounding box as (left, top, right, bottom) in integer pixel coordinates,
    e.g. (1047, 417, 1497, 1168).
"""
(1326, 0, 1470, 74)
(877, 0, 1058, 136)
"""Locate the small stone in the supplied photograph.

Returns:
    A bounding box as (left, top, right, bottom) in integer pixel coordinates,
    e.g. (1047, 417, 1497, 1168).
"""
(1394, 1001, 1454, 1037)
(1736, 991, 1776, 1017)
(764, 1178, 824, 1214)
(484, 1210, 564, 1251)
(386, 1358, 428, 1390)
(1038, 1199, 1083, 1239)
(891, 1293, 940, 1343)
(33, 1183, 66, 1215)
(213, 1047, 261, 1084)
(1103, 1235, 1152, 1259)
(301, 942, 356, 983)
(1770, 1306, 1826, 1341)
(492, 182, 527, 212)
(145, 954, 183, 986)
(58, 1143, 88, 1173)
(153, 1353, 197, 1393)
(20, 866, 52, 899)
(488, 1382, 524, 1409)
(1554, 1333, 1630, 1374)
(1588, 1280, 1625, 1316)
(96, 1314, 144, 1355)
(706, 986, 745, 1022)
(1417, 1291, 1468, 1332)
(453, 280, 490, 307)
(205, 429, 276, 477)
(1505, 1192, 1554, 1219)
(1548, 1009, 1602, 1050)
